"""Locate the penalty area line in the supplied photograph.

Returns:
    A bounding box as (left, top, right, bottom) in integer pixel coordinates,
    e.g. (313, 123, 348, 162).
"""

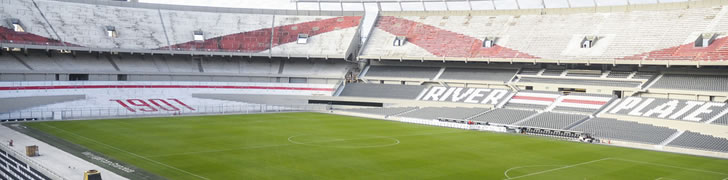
(611, 158, 728, 176)
(41, 124, 211, 180)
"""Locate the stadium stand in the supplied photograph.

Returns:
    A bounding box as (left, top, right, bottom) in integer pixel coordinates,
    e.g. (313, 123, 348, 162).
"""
(651, 74, 728, 92)
(667, 131, 728, 153)
(0, 0, 363, 58)
(712, 115, 728, 125)
(551, 93, 614, 114)
(2, 0, 728, 165)
(437, 68, 517, 82)
(541, 68, 565, 76)
(363, 66, 440, 79)
(565, 70, 603, 78)
(551, 106, 601, 114)
(360, 6, 728, 63)
(518, 68, 541, 76)
(503, 91, 560, 110)
(516, 77, 643, 88)
(570, 118, 677, 144)
(397, 107, 489, 120)
(338, 83, 426, 99)
(0, 95, 85, 114)
(0, 148, 51, 180)
(632, 71, 659, 80)
(468, 108, 538, 124)
(516, 112, 590, 129)
(0, 51, 351, 82)
(606, 97, 728, 123)
(339, 107, 417, 116)
(606, 71, 632, 79)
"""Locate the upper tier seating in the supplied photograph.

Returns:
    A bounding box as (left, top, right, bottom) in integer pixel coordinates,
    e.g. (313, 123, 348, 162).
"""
(606, 71, 632, 78)
(338, 83, 426, 99)
(516, 77, 643, 88)
(0, 0, 362, 57)
(651, 74, 728, 92)
(519, 69, 541, 75)
(632, 71, 658, 80)
(468, 108, 538, 124)
(364, 66, 440, 79)
(571, 118, 677, 144)
(516, 112, 589, 129)
(438, 68, 517, 82)
(541, 69, 565, 76)
(565, 70, 603, 78)
(397, 107, 489, 120)
(361, 6, 728, 62)
(667, 131, 728, 153)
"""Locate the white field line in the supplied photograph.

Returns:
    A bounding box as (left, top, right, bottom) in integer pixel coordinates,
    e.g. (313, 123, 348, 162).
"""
(504, 165, 562, 179)
(147, 130, 468, 157)
(505, 158, 612, 179)
(41, 124, 211, 180)
(505, 157, 728, 180)
(655, 177, 678, 180)
(611, 158, 728, 176)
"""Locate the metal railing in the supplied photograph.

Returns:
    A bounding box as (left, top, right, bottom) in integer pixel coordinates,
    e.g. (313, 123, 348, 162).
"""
(1, 104, 329, 122)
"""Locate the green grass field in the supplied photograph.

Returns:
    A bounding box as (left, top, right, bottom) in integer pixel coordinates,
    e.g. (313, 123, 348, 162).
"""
(23, 112, 728, 180)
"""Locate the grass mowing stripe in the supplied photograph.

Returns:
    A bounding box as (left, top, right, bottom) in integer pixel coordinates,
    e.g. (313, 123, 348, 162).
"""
(39, 123, 211, 180)
(147, 130, 467, 158)
(23, 112, 728, 179)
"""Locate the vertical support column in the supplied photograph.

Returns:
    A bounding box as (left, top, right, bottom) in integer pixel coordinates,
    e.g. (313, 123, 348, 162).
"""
(492, 0, 497, 10)
(340, 1, 344, 13)
(422, 0, 427, 11)
(157, 9, 172, 51)
(269, 15, 276, 56)
(467, 0, 473, 10)
(444, 0, 449, 10)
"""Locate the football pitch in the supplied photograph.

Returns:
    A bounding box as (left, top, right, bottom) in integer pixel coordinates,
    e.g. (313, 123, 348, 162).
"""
(23, 112, 728, 180)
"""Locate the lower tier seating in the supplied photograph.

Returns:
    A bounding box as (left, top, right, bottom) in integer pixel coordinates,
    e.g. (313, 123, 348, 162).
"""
(338, 83, 426, 100)
(397, 107, 489, 120)
(339, 107, 416, 116)
(516, 112, 589, 129)
(0, 148, 51, 180)
(570, 118, 677, 144)
(469, 108, 538, 124)
(667, 131, 728, 153)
